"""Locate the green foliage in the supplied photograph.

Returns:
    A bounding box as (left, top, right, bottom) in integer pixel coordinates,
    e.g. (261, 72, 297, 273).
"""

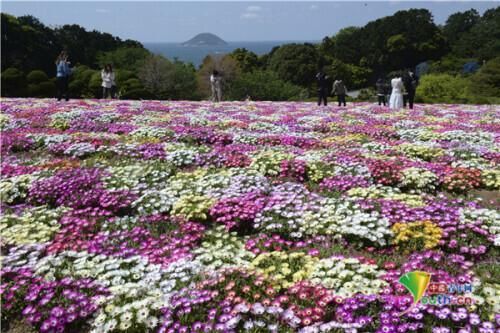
(325, 59, 371, 90)
(268, 43, 320, 87)
(88, 71, 103, 97)
(321, 9, 447, 79)
(26, 70, 49, 84)
(2, 9, 499, 103)
(416, 74, 470, 104)
(227, 70, 303, 101)
(1, 68, 26, 97)
(97, 47, 149, 71)
(68, 66, 98, 98)
(1, 13, 144, 75)
(230, 48, 260, 73)
(428, 55, 476, 75)
(356, 88, 376, 102)
(452, 7, 500, 61)
(25, 70, 54, 97)
(138, 55, 199, 100)
(28, 81, 56, 97)
(322, 27, 362, 65)
(443, 9, 480, 45)
(197, 54, 240, 99)
(468, 57, 500, 103)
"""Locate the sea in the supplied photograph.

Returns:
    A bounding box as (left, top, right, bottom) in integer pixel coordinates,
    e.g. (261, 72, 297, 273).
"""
(144, 41, 318, 67)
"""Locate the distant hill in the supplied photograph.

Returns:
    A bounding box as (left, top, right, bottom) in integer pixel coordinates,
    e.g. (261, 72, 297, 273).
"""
(182, 33, 227, 46)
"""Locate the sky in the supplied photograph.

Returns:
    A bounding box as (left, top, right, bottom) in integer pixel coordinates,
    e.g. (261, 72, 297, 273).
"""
(2, 1, 498, 42)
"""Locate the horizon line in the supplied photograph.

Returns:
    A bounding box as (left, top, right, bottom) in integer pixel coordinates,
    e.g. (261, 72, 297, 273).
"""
(143, 39, 322, 44)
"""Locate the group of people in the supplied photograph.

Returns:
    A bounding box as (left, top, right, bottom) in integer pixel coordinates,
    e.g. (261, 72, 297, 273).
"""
(377, 72, 419, 109)
(316, 71, 348, 107)
(316, 70, 419, 109)
(55, 51, 117, 101)
(56, 50, 419, 107)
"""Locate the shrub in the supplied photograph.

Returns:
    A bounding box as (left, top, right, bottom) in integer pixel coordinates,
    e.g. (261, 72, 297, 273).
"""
(26, 70, 49, 84)
(227, 70, 302, 101)
(1, 68, 26, 97)
(27, 81, 56, 97)
(416, 73, 470, 103)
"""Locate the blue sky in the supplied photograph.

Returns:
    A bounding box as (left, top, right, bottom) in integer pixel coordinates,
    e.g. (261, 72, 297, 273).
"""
(2, 1, 498, 42)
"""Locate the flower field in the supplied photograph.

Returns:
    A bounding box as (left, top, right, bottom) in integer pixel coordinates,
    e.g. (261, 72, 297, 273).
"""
(1, 98, 499, 333)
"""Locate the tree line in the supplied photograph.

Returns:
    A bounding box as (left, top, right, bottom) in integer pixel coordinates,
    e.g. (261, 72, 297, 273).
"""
(1, 7, 499, 103)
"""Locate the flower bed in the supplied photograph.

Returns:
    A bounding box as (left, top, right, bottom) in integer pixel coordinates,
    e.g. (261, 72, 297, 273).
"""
(1, 99, 499, 332)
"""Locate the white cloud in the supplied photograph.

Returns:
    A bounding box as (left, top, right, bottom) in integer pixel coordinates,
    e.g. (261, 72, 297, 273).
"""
(241, 12, 258, 19)
(240, 5, 262, 19)
(246, 5, 262, 12)
(309, 4, 318, 10)
(95, 8, 109, 13)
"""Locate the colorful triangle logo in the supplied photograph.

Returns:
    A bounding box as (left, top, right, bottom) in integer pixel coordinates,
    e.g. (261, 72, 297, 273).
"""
(399, 271, 431, 304)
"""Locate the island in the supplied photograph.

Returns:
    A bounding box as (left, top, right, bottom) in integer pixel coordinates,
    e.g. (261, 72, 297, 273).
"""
(181, 33, 227, 46)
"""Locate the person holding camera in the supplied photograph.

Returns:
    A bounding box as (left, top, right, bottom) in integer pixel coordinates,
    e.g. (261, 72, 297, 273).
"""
(55, 51, 72, 101)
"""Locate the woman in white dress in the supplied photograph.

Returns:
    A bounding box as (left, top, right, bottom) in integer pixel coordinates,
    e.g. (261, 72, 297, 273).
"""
(101, 64, 115, 99)
(389, 77, 404, 110)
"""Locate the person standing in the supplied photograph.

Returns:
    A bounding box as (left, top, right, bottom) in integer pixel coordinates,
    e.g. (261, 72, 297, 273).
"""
(389, 76, 404, 110)
(55, 51, 71, 101)
(376, 78, 387, 106)
(111, 71, 117, 99)
(210, 70, 222, 102)
(332, 79, 347, 107)
(101, 64, 115, 99)
(403, 71, 418, 109)
(316, 70, 329, 106)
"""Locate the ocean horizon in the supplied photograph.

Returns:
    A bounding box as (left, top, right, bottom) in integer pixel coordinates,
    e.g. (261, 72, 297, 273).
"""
(144, 40, 319, 67)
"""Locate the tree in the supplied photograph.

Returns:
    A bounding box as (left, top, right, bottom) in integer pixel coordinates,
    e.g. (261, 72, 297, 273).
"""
(1, 13, 146, 76)
(319, 9, 447, 85)
(1, 68, 26, 96)
(443, 9, 480, 45)
(469, 57, 500, 102)
(138, 54, 174, 99)
(97, 47, 149, 71)
(325, 59, 372, 90)
(452, 7, 500, 61)
(227, 70, 303, 101)
(428, 55, 476, 75)
(327, 27, 362, 64)
(167, 61, 199, 100)
(69, 66, 98, 98)
(230, 48, 260, 73)
(138, 54, 198, 100)
(268, 43, 319, 88)
(197, 54, 240, 99)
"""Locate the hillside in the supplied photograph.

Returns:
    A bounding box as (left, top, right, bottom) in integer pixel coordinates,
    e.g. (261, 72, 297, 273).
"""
(182, 33, 227, 46)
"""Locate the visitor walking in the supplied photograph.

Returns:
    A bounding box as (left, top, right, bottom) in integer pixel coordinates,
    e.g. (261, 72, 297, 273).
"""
(389, 75, 404, 110)
(210, 70, 222, 102)
(55, 51, 71, 101)
(101, 64, 115, 99)
(316, 70, 329, 106)
(376, 78, 387, 106)
(332, 79, 347, 107)
(403, 71, 418, 109)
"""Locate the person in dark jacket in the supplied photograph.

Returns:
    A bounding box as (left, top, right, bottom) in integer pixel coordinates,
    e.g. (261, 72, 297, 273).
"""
(376, 78, 387, 106)
(316, 71, 329, 106)
(332, 79, 347, 106)
(403, 71, 418, 109)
